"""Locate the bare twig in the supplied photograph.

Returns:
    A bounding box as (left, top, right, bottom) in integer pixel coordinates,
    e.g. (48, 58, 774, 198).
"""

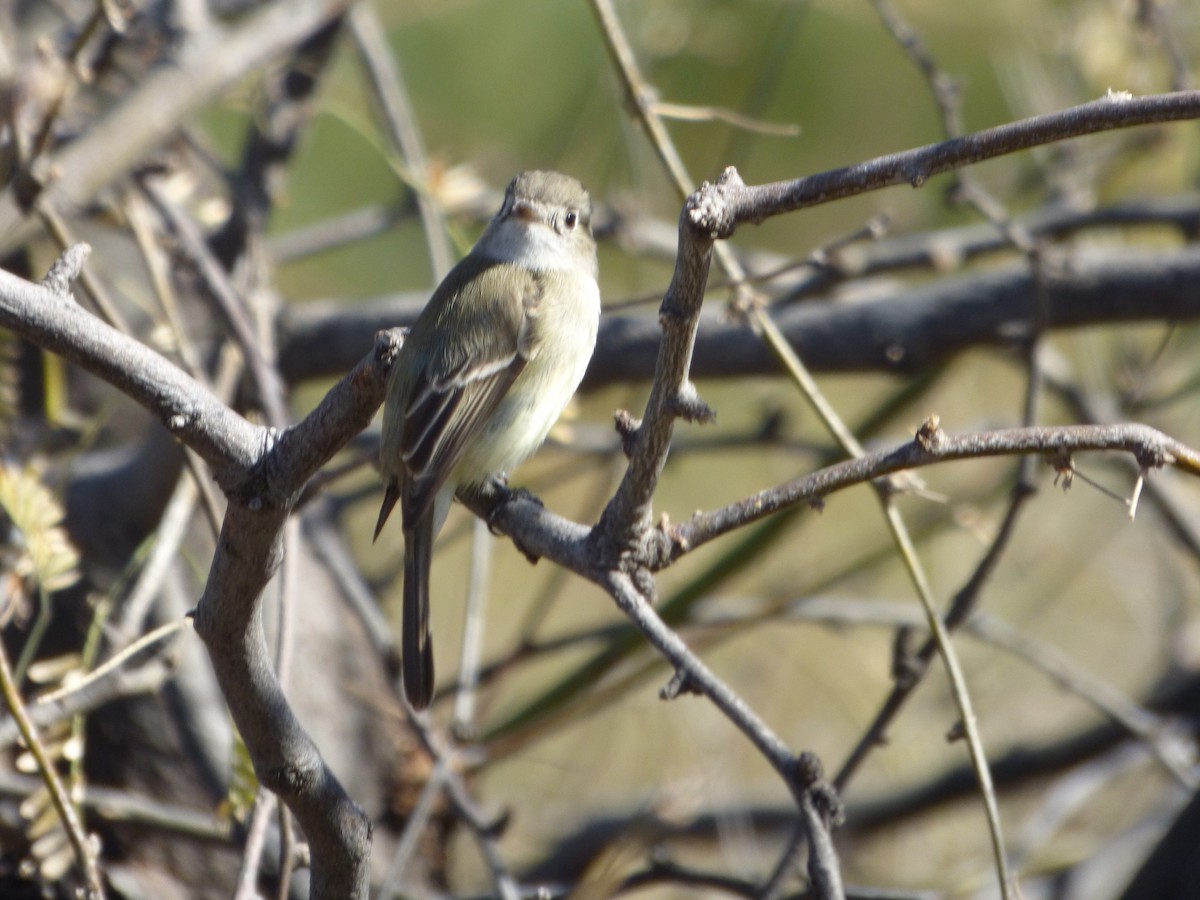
(0, 770, 229, 841)
(140, 180, 290, 429)
(672, 422, 1200, 559)
(39, 620, 185, 708)
(0, 656, 172, 751)
(716, 91, 1200, 225)
(377, 756, 447, 899)
(348, 2, 453, 279)
(234, 791, 279, 900)
(107, 475, 202, 649)
(651, 100, 800, 137)
(1135, 0, 1193, 92)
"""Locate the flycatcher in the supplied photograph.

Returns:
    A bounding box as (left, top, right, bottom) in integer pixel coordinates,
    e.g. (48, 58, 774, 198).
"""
(375, 171, 600, 710)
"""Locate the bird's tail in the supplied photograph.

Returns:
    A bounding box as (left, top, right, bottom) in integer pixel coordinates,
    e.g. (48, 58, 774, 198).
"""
(374, 484, 400, 542)
(402, 524, 435, 709)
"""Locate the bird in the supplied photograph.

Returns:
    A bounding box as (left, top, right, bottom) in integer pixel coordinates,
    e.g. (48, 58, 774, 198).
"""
(375, 171, 600, 709)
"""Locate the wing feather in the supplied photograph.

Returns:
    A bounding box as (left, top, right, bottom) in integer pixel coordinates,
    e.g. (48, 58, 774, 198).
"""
(394, 259, 541, 526)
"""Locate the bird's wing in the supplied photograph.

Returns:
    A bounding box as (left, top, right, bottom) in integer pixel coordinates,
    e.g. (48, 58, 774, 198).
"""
(398, 260, 540, 526)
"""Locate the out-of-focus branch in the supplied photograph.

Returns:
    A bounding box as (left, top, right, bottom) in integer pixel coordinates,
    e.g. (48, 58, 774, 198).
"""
(275, 224, 1200, 390)
(348, 3, 453, 279)
(0, 0, 356, 256)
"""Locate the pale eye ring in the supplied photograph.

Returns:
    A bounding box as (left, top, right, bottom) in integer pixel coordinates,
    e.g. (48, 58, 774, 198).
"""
(564, 210, 578, 229)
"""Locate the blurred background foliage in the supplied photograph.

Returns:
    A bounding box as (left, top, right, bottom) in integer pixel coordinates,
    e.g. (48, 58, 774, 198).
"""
(3, 0, 1200, 896)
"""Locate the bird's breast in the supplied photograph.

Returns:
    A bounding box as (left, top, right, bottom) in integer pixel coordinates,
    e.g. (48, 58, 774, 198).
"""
(454, 270, 600, 485)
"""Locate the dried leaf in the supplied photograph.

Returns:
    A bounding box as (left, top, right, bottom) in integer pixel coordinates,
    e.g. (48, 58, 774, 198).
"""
(0, 463, 80, 592)
(221, 732, 259, 825)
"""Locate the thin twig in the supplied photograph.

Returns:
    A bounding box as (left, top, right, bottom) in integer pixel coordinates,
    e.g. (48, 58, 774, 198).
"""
(0, 0, 359, 256)
(348, 2, 453, 279)
(37, 205, 131, 333)
(759, 296, 1014, 897)
(972, 612, 1196, 787)
(584, 18, 847, 889)
(108, 476, 200, 649)
(404, 714, 523, 900)
(1135, 0, 1193, 92)
(854, 7, 1038, 894)
(140, 179, 290, 429)
(234, 792, 278, 900)
(878, 500, 1013, 897)
(0, 657, 172, 751)
(651, 100, 800, 137)
(377, 756, 447, 899)
(453, 516, 494, 730)
(277, 804, 298, 900)
(40, 619, 186, 707)
(0, 769, 229, 840)
(716, 91, 1200, 226)
(672, 422, 1200, 559)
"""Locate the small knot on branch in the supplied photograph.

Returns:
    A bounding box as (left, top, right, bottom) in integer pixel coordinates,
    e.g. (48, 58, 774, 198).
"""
(373, 327, 408, 369)
(914, 413, 945, 453)
(685, 167, 742, 240)
(477, 808, 512, 840)
(810, 780, 845, 828)
(670, 382, 716, 425)
(729, 282, 766, 321)
(790, 752, 845, 827)
(788, 750, 824, 791)
(651, 514, 684, 563)
(1134, 444, 1170, 472)
(614, 408, 641, 458)
(660, 666, 703, 700)
(890, 626, 920, 688)
(40, 243, 91, 297)
(1047, 449, 1074, 490)
(13, 154, 57, 213)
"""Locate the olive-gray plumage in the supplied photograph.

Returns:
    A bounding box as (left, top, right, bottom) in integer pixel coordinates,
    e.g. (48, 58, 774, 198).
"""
(376, 171, 600, 709)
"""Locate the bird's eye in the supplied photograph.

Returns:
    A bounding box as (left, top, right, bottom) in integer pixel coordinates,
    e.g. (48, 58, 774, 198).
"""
(564, 210, 578, 229)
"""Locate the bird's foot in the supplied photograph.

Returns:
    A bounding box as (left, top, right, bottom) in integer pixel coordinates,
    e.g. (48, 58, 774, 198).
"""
(486, 479, 543, 564)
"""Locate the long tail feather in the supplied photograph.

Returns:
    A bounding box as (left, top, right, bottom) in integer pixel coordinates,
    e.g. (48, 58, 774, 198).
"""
(402, 521, 435, 709)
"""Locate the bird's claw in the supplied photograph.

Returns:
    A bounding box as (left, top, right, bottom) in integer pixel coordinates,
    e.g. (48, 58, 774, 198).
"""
(485, 482, 543, 564)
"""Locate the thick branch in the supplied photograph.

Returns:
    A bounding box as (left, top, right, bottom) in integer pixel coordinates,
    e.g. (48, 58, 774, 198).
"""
(0, 262, 261, 479)
(193, 505, 369, 898)
(276, 243, 1200, 388)
(592, 192, 717, 547)
(0, 251, 391, 898)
